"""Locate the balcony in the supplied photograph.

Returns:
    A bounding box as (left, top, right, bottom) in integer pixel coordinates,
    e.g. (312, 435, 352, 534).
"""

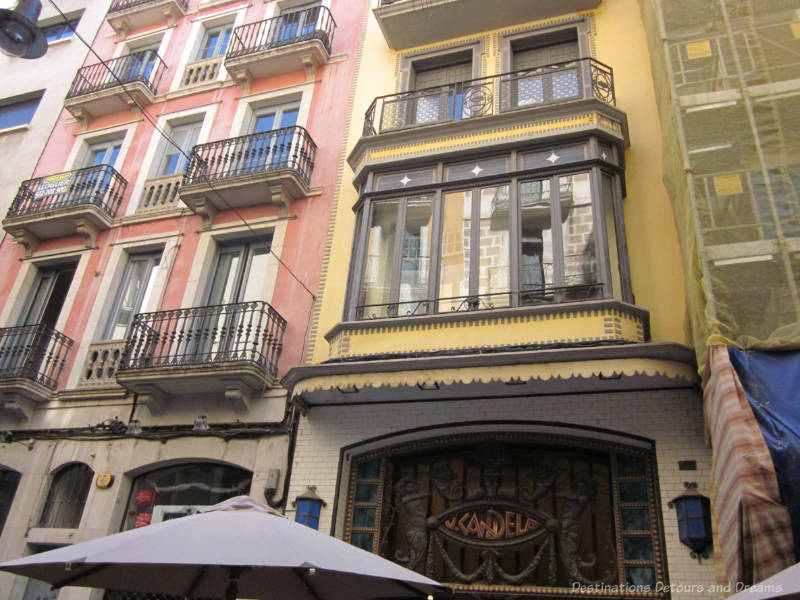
(0, 324, 73, 420)
(107, 0, 188, 37)
(64, 50, 167, 126)
(180, 126, 316, 224)
(116, 301, 287, 414)
(348, 58, 627, 184)
(225, 6, 336, 88)
(374, 0, 600, 50)
(3, 165, 127, 255)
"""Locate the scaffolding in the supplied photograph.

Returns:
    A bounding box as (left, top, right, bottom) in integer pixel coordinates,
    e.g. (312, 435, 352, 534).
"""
(640, 0, 800, 364)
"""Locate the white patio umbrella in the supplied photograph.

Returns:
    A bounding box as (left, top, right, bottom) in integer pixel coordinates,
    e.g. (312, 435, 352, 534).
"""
(726, 562, 800, 600)
(0, 495, 449, 600)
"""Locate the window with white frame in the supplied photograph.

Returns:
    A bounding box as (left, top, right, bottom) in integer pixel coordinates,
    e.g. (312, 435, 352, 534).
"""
(39, 463, 93, 529)
(154, 118, 203, 176)
(104, 251, 162, 340)
(197, 22, 233, 60)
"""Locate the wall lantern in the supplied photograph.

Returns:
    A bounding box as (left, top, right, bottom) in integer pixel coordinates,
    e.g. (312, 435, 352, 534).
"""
(0, 0, 47, 59)
(668, 482, 713, 561)
(293, 486, 326, 530)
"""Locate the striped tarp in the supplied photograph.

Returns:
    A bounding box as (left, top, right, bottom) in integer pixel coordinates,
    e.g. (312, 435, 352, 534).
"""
(703, 346, 795, 585)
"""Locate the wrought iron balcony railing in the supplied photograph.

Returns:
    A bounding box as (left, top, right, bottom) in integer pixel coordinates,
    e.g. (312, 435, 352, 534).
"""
(121, 301, 287, 379)
(0, 324, 74, 390)
(355, 284, 605, 320)
(227, 5, 336, 58)
(363, 58, 615, 136)
(184, 126, 316, 186)
(66, 49, 167, 99)
(7, 164, 127, 220)
(109, 0, 187, 12)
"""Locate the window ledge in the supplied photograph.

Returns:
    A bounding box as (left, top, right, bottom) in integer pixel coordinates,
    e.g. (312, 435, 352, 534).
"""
(0, 124, 31, 135)
(27, 527, 81, 546)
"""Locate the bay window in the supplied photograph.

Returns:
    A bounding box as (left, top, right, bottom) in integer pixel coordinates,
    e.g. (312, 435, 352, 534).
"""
(350, 138, 630, 320)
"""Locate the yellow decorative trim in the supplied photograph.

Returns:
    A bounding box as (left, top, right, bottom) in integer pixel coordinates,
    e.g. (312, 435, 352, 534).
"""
(360, 112, 616, 169)
(293, 358, 697, 396)
(329, 307, 645, 360)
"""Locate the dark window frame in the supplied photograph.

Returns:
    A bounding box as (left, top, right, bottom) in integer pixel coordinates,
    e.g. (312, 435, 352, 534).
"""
(39, 462, 93, 529)
(346, 137, 631, 321)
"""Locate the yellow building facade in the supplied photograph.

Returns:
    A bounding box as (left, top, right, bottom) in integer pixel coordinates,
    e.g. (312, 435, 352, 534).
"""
(284, 1, 720, 598)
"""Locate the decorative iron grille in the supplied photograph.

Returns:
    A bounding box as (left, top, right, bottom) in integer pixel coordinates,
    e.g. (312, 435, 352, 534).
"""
(183, 126, 316, 187)
(121, 301, 286, 379)
(108, 0, 188, 12)
(355, 284, 605, 320)
(0, 324, 74, 389)
(227, 5, 336, 58)
(7, 164, 127, 219)
(66, 49, 166, 98)
(346, 435, 667, 594)
(363, 58, 615, 136)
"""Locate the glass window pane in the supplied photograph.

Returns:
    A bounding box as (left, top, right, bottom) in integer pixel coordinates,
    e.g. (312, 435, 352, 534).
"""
(357, 459, 381, 479)
(621, 508, 650, 531)
(619, 481, 649, 503)
(520, 179, 554, 300)
(617, 455, 646, 477)
(623, 536, 654, 560)
(445, 156, 508, 181)
(478, 185, 510, 306)
(106, 255, 160, 340)
(350, 532, 374, 551)
(353, 507, 376, 527)
(687, 498, 704, 517)
(0, 96, 40, 130)
(688, 518, 706, 536)
(355, 483, 378, 503)
(360, 201, 399, 318)
(0, 469, 21, 537)
(374, 168, 435, 191)
(520, 145, 585, 169)
(399, 197, 433, 313)
(240, 248, 270, 302)
(560, 173, 597, 294)
(626, 567, 655, 588)
(603, 173, 621, 298)
(438, 190, 472, 311)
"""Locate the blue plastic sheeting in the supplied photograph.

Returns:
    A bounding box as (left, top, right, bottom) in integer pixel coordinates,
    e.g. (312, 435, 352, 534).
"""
(729, 348, 800, 560)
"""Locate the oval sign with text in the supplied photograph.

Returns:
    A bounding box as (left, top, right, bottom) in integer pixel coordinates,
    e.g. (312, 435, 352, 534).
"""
(436, 501, 551, 549)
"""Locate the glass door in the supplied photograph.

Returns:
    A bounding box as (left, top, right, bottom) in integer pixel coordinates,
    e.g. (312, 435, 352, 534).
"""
(199, 243, 271, 361)
(244, 104, 299, 173)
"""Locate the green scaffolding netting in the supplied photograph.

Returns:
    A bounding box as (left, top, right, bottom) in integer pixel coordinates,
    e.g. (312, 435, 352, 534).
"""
(639, 0, 800, 370)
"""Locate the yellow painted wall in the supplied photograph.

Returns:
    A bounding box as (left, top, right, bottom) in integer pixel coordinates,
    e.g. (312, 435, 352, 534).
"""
(308, 0, 689, 365)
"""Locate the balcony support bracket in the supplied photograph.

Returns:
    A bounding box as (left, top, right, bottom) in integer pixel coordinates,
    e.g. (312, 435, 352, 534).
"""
(0, 393, 34, 422)
(233, 70, 252, 95)
(300, 53, 319, 82)
(138, 384, 167, 416)
(270, 185, 290, 217)
(70, 106, 90, 130)
(223, 380, 255, 413)
(73, 217, 100, 250)
(163, 6, 179, 27)
(7, 228, 39, 258)
(193, 197, 218, 230)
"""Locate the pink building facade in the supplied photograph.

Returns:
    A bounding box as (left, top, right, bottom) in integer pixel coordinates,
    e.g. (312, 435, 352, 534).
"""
(0, 1, 365, 598)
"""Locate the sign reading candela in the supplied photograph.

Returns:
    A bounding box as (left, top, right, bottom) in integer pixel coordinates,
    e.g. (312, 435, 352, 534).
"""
(437, 502, 549, 548)
(35, 172, 73, 199)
